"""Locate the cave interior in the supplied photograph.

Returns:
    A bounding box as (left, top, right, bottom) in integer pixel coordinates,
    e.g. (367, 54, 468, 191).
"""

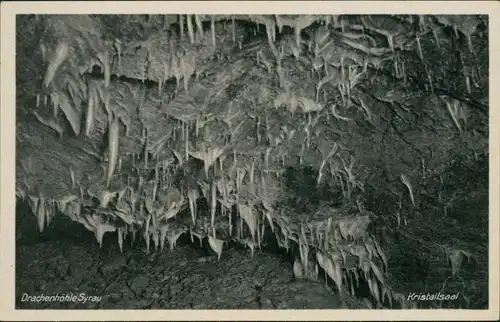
(14, 14, 489, 309)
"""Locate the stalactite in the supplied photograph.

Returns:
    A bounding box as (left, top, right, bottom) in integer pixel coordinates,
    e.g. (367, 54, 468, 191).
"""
(186, 15, 194, 44)
(416, 35, 423, 60)
(211, 181, 217, 228)
(106, 116, 120, 187)
(211, 16, 216, 50)
(185, 121, 189, 161)
(118, 227, 123, 252)
(43, 41, 69, 87)
(232, 17, 236, 43)
(179, 15, 184, 39)
(195, 14, 204, 39)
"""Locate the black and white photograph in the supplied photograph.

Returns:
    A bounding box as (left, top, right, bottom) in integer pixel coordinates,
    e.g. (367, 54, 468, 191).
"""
(1, 1, 499, 321)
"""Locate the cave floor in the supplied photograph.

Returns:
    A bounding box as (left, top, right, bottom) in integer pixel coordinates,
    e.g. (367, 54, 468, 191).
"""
(16, 222, 359, 310)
